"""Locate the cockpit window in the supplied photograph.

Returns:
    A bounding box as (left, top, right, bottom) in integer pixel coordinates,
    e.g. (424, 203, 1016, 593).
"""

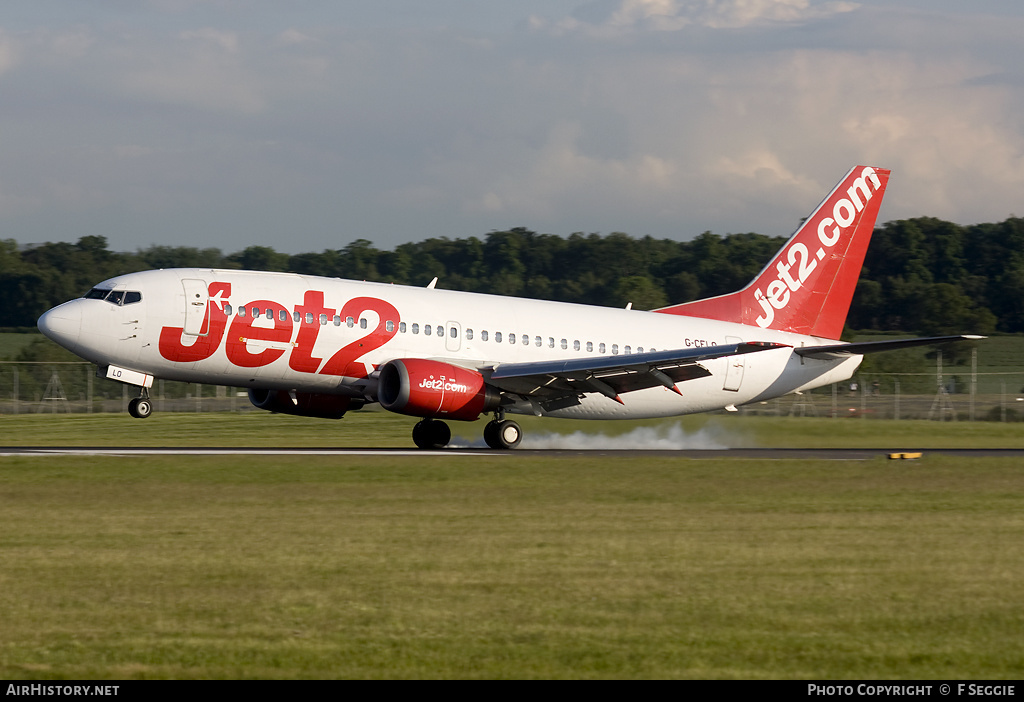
(83, 288, 142, 305)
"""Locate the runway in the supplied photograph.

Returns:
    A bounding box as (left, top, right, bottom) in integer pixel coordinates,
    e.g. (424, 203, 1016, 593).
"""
(3, 447, 1024, 459)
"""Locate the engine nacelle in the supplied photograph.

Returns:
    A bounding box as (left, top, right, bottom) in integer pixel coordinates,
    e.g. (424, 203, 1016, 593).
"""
(248, 389, 355, 419)
(378, 359, 500, 421)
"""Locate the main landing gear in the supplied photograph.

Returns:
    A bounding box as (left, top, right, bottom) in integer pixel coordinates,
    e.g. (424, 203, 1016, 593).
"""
(483, 417, 522, 450)
(127, 389, 153, 419)
(411, 411, 522, 450)
(412, 418, 451, 449)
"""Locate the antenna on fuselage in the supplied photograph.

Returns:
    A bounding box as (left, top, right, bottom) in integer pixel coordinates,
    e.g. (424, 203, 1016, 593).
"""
(426, 277, 438, 289)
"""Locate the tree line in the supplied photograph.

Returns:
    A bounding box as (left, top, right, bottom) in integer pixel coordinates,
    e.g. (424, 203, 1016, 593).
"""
(2, 216, 1022, 335)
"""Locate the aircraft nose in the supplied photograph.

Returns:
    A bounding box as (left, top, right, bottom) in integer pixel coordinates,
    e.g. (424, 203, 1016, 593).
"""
(37, 302, 83, 353)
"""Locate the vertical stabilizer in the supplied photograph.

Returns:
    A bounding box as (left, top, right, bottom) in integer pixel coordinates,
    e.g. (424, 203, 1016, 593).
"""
(655, 165, 890, 340)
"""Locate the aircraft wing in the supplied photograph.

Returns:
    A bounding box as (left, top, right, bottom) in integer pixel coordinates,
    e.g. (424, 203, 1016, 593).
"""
(481, 341, 789, 409)
(795, 335, 985, 360)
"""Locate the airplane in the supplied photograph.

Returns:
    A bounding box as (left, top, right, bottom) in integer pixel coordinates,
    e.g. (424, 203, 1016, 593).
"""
(37, 165, 981, 449)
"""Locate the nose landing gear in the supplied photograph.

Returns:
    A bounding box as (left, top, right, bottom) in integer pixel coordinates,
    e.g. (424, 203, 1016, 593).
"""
(127, 397, 152, 419)
(127, 389, 153, 419)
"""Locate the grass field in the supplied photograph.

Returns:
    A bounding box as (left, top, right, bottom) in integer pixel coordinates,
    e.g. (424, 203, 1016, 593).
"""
(1, 414, 1023, 678)
(3, 409, 1024, 449)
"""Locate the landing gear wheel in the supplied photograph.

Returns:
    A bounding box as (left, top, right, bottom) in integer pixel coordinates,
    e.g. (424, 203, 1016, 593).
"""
(128, 397, 153, 419)
(484, 419, 522, 450)
(412, 419, 451, 449)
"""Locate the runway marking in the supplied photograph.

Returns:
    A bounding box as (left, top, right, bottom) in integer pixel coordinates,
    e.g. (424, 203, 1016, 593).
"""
(1, 448, 500, 457)
(3, 447, 1023, 459)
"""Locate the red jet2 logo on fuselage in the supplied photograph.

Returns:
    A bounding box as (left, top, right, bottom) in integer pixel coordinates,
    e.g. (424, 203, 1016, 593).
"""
(158, 284, 400, 378)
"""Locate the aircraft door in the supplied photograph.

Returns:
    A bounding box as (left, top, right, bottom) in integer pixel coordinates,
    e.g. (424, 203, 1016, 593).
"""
(445, 322, 461, 353)
(182, 279, 209, 336)
(723, 335, 745, 392)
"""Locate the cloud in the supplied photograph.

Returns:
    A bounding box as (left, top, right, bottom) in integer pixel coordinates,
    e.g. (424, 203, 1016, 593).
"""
(180, 27, 240, 53)
(113, 29, 266, 113)
(1, 3, 1022, 253)
(0, 31, 18, 76)
(535, 0, 860, 35)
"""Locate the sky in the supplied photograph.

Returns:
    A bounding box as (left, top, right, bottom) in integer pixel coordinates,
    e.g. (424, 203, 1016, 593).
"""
(2, 0, 1023, 254)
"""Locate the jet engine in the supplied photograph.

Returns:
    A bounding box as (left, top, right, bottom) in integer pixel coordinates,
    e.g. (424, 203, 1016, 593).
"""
(378, 359, 500, 421)
(248, 388, 355, 419)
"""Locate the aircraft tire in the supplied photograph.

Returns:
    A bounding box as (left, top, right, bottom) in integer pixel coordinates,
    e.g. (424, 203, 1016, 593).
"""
(483, 421, 501, 449)
(129, 398, 153, 419)
(485, 419, 522, 450)
(412, 419, 450, 449)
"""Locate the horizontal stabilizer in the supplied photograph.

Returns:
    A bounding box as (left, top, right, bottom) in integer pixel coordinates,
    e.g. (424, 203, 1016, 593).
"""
(795, 335, 985, 360)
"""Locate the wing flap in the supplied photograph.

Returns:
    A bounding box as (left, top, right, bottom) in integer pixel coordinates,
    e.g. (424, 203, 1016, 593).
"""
(483, 341, 789, 402)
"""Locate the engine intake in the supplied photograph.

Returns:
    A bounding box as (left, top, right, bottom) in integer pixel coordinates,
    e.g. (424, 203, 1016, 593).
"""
(378, 359, 500, 421)
(248, 389, 356, 419)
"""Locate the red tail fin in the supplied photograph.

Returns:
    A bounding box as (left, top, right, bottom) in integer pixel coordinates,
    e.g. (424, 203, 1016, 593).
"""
(655, 165, 890, 340)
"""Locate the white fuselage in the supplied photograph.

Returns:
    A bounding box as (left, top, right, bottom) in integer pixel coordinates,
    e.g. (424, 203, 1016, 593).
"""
(39, 268, 862, 419)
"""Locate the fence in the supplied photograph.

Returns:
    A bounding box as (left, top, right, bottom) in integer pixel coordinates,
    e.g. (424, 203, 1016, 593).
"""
(0, 362, 253, 415)
(741, 376, 1024, 422)
(2, 355, 1024, 421)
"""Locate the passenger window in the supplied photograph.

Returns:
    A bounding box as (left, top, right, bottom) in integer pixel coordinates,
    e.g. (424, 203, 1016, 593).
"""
(266, 309, 273, 320)
(239, 306, 247, 317)
(319, 313, 328, 325)
(509, 333, 516, 344)
(561, 339, 567, 350)
(637, 347, 643, 353)
(586, 342, 593, 352)
(386, 320, 394, 332)
(253, 307, 261, 317)
(362, 319, 369, 330)
(436, 325, 443, 337)
(466, 329, 473, 340)
(425, 325, 432, 336)
(400, 322, 407, 333)
(334, 315, 341, 326)
(599, 343, 606, 354)
(481, 330, 489, 341)
(612, 344, 618, 355)
(346, 316, 354, 327)
(280, 310, 288, 322)
(412, 323, 420, 334)
(293, 311, 301, 323)
(305, 313, 314, 324)
(523, 334, 530, 346)
(450, 327, 457, 338)
(534, 336, 541, 347)
(225, 304, 233, 316)
(495, 332, 502, 343)
(624, 346, 631, 354)
(574, 340, 580, 351)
